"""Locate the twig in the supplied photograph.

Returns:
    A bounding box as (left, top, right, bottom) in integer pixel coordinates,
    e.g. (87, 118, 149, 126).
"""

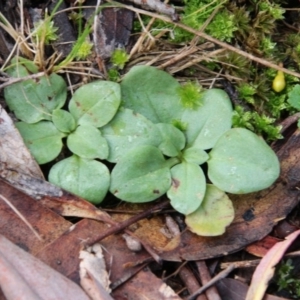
(84, 200, 170, 246)
(0, 72, 45, 90)
(178, 265, 207, 300)
(196, 261, 221, 300)
(220, 250, 300, 270)
(129, 14, 157, 57)
(83, 199, 171, 263)
(186, 265, 235, 300)
(126, 0, 178, 19)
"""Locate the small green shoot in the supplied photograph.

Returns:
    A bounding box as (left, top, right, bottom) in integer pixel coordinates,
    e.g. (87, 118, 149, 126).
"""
(32, 17, 58, 45)
(177, 81, 203, 110)
(110, 49, 129, 69)
(73, 40, 93, 60)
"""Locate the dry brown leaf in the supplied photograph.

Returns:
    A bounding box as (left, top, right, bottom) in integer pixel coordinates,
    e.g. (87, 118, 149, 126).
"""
(93, 6, 133, 60)
(0, 234, 89, 300)
(111, 203, 181, 258)
(246, 229, 300, 300)
(245, 236, 281, 258)
(0, 178, 71, 255)
(35, 219, 151, 285)
(112, 268, 182, 300)
(79, 243, 112, 299)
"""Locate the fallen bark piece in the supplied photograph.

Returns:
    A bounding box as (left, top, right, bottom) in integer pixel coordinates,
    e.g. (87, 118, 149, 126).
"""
(112, 267, 181, 300)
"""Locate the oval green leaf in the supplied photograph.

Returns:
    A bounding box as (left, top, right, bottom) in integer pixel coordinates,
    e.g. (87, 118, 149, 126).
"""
(49, 155, 110, 204)
(185, 184, 235, 236)
(69, 80, 121, 127)
(287, 84, 300, 110)
(182, 146, 209, 165)
(181, 89, 232, 150)
(155, 123, 186, 157)
(52, 109, 76, 133)
(16, 121, 65, 164)
(4, 58, 67, 123)
(121, 66, 184, 124)
(167, 162, 206, 215)
(208, 128, 280, 194)
(110, 145, 171, 202)
(67, 125, 109, 159)
(101, 108, 161, 163)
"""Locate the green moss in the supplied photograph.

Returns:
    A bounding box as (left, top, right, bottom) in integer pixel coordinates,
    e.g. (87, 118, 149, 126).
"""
(74, 40, 93, 60)
(232, 106, 282, 141)
(260, 37, 277, 57)
(258, 1, 285, 20)
(110, 49, 129, 69)
(177, 81, 203, 109)
(107, 68, 120, 82)
(237, 83, 257, 105)
(32, 18, 58, 45)
(274, 259, 300, 299)
(206, 10, 237, 42)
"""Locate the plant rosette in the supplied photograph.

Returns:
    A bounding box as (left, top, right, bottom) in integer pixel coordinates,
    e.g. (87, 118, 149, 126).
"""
(4, 60, 280, 236)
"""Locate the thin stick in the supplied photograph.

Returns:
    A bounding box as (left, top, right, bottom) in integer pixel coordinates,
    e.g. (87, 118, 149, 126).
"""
(0, 72, 45, 90)
(196, 261, 221, 300)
(179, 265, 207, 300)
(19, 0, 24, 36)
(220, 249, 300, 270)
(85, 199, 170, 247)
(186, 265, 235, 300)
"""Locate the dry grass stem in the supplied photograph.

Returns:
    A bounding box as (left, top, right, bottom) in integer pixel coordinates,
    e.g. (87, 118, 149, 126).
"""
(169, 48, 226, 74)
(0, 72, 45, 90)
(108, 1, 300, 79)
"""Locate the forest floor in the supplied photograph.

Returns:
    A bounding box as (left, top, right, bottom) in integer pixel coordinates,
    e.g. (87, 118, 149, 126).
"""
(0, 0, 300, 299)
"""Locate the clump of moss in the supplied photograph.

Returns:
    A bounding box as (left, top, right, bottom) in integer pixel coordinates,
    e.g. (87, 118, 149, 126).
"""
(177, 81, 203, 109)
(232, 106, 282, 141)
(273, 259, 300, 299)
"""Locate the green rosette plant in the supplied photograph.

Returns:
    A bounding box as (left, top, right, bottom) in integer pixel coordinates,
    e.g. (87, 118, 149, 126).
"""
(4, 59, 280, 236)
